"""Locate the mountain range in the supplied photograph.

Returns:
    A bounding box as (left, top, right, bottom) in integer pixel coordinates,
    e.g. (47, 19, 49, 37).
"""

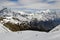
(0, 8, 60, 32)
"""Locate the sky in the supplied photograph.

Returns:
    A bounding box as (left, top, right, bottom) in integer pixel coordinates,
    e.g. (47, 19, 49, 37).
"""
(0, 0, 60, 10)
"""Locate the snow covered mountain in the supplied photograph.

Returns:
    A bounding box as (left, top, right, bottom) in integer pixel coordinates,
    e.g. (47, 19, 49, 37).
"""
(0, 8, 60, 32)
(0, 8, 60, 40)
(0, 8, 58, 22)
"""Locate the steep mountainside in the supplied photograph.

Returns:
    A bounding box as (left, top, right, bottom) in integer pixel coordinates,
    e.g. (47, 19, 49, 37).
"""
(0, 8, 60, 32)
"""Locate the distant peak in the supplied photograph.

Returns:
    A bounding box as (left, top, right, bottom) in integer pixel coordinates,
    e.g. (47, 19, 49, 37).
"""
(46, 9, 50, 11)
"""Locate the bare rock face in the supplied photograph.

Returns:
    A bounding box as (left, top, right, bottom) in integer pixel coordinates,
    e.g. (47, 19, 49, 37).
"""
(29, 18, 60, 32)
(3, 18, 60, 32)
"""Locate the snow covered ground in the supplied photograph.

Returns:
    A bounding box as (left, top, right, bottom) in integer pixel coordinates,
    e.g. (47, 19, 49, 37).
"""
(0, 24, 60, 40)
(0, 30, 60, 40)
(0, 22, 60, 40)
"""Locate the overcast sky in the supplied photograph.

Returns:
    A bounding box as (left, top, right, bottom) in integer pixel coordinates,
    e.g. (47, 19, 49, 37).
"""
(0, 0, 60, 9)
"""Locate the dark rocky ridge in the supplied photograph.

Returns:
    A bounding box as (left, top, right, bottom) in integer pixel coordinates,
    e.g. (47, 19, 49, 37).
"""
(3, 18, 60, 32)
(28, 18, 60, 32)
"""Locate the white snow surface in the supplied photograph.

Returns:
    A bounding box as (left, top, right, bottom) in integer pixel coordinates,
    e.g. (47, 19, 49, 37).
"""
(50, 25, 60, 32)
(0, 30, 60, 40)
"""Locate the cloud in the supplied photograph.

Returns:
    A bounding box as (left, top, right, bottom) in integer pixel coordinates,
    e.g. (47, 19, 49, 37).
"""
(0, 0, 60, 9)
(1, 2, 16, 6)
(18, 0, 57, 5)
(0, 0, 18, 8)
(21, 3, 53, 9)
(18, 0, 40, 5)
(17, 0, 60, 9)
(10, 0, 17, 2)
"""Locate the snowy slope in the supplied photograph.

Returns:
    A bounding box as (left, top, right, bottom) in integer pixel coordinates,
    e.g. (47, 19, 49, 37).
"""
(0, 30, 60, 40)
(0, 23, 11, 32)
(50, 25, 60, 32)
